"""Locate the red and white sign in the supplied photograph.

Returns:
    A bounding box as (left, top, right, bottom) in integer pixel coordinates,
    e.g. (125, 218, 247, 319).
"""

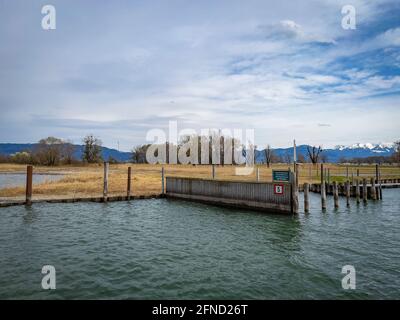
(274, 184, 284, 195)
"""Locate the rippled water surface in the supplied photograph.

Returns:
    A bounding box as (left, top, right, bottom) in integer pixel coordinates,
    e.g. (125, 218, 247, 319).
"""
(0, 189, 399, 299)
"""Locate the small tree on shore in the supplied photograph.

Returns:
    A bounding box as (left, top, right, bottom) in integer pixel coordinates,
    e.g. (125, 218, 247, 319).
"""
(264, 145, 274, 168)
(34, 137, 64, 166)
(306, 145, 323, 164)
(82, 135, 103, 163)
(394, 140, 400, 165)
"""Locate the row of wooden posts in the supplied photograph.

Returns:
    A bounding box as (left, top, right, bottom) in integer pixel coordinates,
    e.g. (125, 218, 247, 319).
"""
(24, 163, 164, 205)
(23, 163, 385, 212)
(302, 163, 383, 213)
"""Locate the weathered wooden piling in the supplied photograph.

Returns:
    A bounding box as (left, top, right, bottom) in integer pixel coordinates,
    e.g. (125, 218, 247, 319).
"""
(212, 165, 215, 179)
(25, 165, 33, 206)
(161, 167, 165, 194)
(321, 163, 326, 210)
(379, 165, 383, 200)
(376, 164, 382, 200)
(356, 179, 360, 204)
(333, 181, 339, 209)
(291, 171, 299, 214)
(256, 167, 260, 182)
(346, 180, 350, 207)
(363, 178, 367, 204)
(127, 167, 132, 200)
(103, 162, 109, 202)
(304, 182, 309, 213)
(370, 178, 376, 200)
(327, 168, 330, 184)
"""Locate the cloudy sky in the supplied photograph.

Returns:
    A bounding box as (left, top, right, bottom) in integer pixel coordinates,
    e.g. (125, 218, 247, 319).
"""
(0, 0, 399, 151)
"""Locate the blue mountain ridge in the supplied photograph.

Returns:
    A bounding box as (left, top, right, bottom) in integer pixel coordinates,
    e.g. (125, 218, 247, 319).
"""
(0, 143, 132, 162)
(1, 143, 395, 163)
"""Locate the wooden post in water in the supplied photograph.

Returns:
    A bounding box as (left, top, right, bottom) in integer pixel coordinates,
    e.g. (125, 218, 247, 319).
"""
(346, 166, 349, 179)
(356, 179, 360, 204)
(327, 168, 330, 184)
(103, 162, 109, 202)
(375, 164, 382, 200)
(321, 163, 326, 210)
(127, 167, 132, 200)
(362, 178, 367, 204)
(25, 165, 33, 206)
(378, 165, 383, 200)
(256, 167, 260, 182)
(212, 165, 215, 179)
(333, 181, 339, 209)
(304, 183, 309, 213)
(370, 177, 376, 200)
(346, 180, 350, 207)
(290, 171, 299, 214)
(161, 167, 165, 194)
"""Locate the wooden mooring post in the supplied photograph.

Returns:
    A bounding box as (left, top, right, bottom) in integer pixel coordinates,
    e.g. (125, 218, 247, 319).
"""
(103, 162, 109, 202)
(25, 165, 33, 206)
(161, 167, 165, 194)
(346, 180, 350, 207)
(304, 182, 309, 213)
(356, 179, 360, 204)
(363, 178, 367, 204)
(376, 164, 382, 200)
(212, 165, 215, 179)
(371, 178, 376, 200)
(290, 171, 299, 214)
(256, 167, 260, 182)
(321, 163, 326, 210)
(378, 165, 383, 200)
(333, 181, 339, 209)
(127, 167, 132, 200)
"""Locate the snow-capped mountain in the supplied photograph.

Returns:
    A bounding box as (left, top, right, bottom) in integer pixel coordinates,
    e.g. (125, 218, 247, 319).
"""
(255, 142, 396, 163)
(335, 143, 394, 152)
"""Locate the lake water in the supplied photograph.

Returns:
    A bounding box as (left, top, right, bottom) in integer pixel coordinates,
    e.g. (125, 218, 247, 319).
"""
(0, 189, 399, 299)
(0, 173, 63, 189)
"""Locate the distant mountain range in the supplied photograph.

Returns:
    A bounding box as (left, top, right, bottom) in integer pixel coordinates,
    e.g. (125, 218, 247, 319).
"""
(0, 142, 395, 163)
(0, 143, 132, 162)
(255, 143, 395, 163)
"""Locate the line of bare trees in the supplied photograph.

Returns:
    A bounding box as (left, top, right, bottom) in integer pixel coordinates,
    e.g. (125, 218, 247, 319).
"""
(0, 135, 104, 166)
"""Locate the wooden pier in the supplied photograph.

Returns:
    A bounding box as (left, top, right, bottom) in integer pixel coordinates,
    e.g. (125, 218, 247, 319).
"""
(165, 176, 296, 214)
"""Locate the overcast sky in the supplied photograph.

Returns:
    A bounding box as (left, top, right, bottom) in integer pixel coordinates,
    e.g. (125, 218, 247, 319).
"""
(0, 0, 399, 151)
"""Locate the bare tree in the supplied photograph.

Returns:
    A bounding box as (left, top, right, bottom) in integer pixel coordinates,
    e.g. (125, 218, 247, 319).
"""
(264, 145, 275, 168)
(306, 145, 323, 164)
(61, 141, 76, 164)
(82, 135, 103, 163)
(394, 140, 400, 165)
(131, 144, 150, 163)
(34, 137, 64, 166)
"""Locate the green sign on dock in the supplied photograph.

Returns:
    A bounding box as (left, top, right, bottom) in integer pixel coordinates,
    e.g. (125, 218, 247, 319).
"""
(272, 170, 290, 182)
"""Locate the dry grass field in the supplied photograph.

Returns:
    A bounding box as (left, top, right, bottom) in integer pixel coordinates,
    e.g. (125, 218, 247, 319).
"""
(0, 163, 399, 202)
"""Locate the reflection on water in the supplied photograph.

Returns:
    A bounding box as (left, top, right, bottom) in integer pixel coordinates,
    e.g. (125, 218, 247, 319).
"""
(0, 189, 399, 299)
